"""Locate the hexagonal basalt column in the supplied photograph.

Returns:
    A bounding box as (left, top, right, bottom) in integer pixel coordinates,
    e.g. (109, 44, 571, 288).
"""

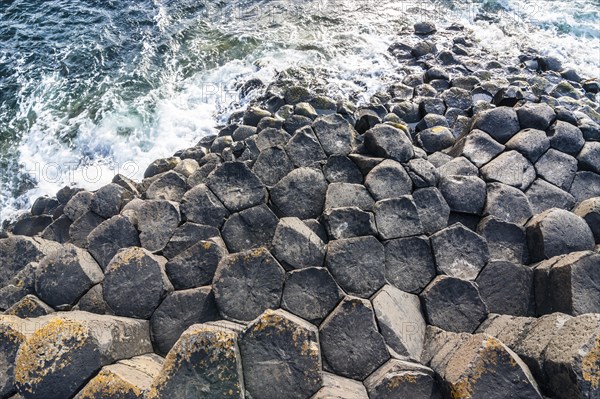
(239, 309, 322, 399)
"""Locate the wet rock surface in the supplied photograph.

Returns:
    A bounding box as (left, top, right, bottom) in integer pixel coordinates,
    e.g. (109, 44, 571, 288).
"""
(1, 21, 600, 399)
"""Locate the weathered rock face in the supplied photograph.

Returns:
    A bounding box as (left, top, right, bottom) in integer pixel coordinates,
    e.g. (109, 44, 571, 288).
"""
(14, 312, 152, 399)
(75, 354, 163, 399)
(103, 247, 173, 319)
(239, 309, 322, 399)
(34, 243, 104, 307)
(212, 248, 285, 322)
(148, 322, 245, 399)
(2, 22, 600, 399)
(433, 334, 543, 399)
(320, 297, 390, 380)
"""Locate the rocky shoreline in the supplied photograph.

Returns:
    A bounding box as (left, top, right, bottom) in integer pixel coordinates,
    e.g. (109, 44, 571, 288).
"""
(1, 22, 600, 399)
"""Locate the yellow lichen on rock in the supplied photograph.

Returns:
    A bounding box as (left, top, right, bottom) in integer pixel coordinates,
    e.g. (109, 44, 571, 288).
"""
(14, 319, 92, 390)
(582, 334, 600, 390)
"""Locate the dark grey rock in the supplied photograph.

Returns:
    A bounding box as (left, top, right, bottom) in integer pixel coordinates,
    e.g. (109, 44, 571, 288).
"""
(212, 248, 285, 322)
(364, 124, 414, 162)
(323, 155, 363, 184)
(319, 296, 390, 380)
(148, 321, 244, 398)
(40, 215, 72, 243)
(420, 275, 488, 333)
(577, 141, 600, 174)
(536, 150, 578, 194)
(437, 156, 478, 177)
(417, 126, 455, 153)
(477, 216, 529, 264)
(365, 360, 439, 399)
(326, 236, 386, 298)
(471, 106, 520, 143)
(90, 183, 133, 219)
(137, 200, 180, 253)
(243, 106, 271, 126)
(526, 208, 595, 262)
(252, 146, 294, 186)
(206, 162, 267, 212)
(414, 21, 436, 34)
(322, 207, 376, 240)
(442, 87, 473, 111)
(364, 159, 412, 201)
(392, 101, 420, 123)
(526, 179, 576, 214)
(416, 114, 450, 132)
(281, 267, 342, 324)
(285, 126, 328, 167)
(448, 129, 505, 167)
(221, 204, 279, 253)
(481, 151, 536, 190)
(516, 102, 555, 130)
(311, 113, 357, 155)
(505, 128, 551, 163)
(325, 183, 374, 211)
(430, 223, 489, 280)
(255, 128, 291, 151)
(484, 183, 533, 225)
(14, 312, 152, 399)
(150, 286, 218, 356)
(302, 218, 328, 243)
(239, 309, 322, 399)
(573, 198, 600, 243)
(69, 211, 106, 248)
(579, 118, 600, 141)
(103, 247, 172, 319)
(86, 215, 140, 270)
(385, 235, 436, 294)
(374, 196, 424, 240)
(406, 158, 439, 188)
(544, 314, 600, 399)
(438, 175, 487, 215)
(570, 171, 600, 202)
(75, 284, 112, 315)
(145, 171, 187, 202)
(0, 261, 39, 310)
(5, 295, 53, 318)
(312, 373, 369, 399)
(35, 243, 103, 307)
(548, 120, 585, 155)
(537, 251, 600, 315)
(270, 167, 328, 219)
(413, 187, 451, 235)
(372, 285, 427, 361)
(476, 261, 534, 316)
(10, 215, 53, 237)
(272, 217, 325, 269)
(64, 191, 94, 221)
(181, 184, 230, 228)
(232, 124, 257, 141)
(283, 114, 313, 135)
(144, 157, 180, 178)
(166, 239, 225, 290)
(162, 222, 222, 259)
(434, 333, 543, 399)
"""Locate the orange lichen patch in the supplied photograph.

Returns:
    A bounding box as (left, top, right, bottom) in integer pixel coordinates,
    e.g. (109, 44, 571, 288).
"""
(148, 325, 241, 398)
(582, 334, 600, 390)
(14, 319, 92, 391)
(78, 370, 143, 398)
(385, 371, 419, 390)
(109, 248, 148, 271)
(449, 336, 510, 399)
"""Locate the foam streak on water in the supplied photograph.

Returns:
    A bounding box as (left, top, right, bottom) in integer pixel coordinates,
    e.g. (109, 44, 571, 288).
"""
(0, 0, 598, 221)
